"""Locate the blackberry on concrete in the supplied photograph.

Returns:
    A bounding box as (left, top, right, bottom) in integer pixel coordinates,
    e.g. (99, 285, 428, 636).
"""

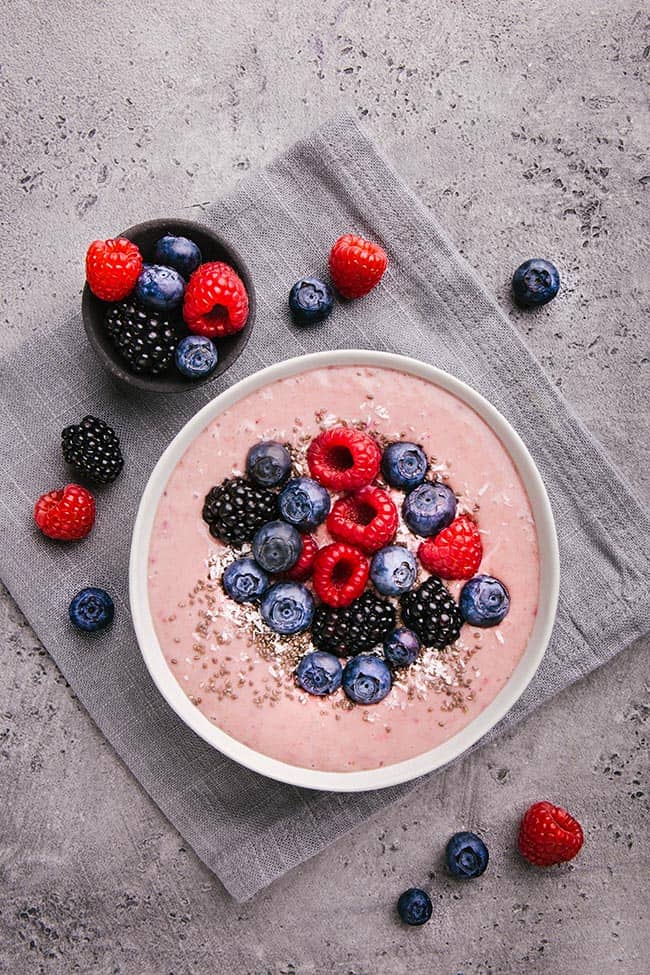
(400, 576, 462, 649)
(311, 590, 395, 657)
(202, 477, 278, 548)
(61, 415, 124, 484)
(105, 298, 178, 375)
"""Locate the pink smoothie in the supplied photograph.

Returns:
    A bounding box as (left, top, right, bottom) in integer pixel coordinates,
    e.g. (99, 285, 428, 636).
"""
(147, 365, 540, 772)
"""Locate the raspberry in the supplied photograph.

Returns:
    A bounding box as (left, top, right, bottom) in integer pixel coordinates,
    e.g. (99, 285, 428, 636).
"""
(312, 542, 369, 607)
(418, 515, 483, 580)
(329, 233, 388, 299)
(85, 238, 143, 302)
(327, 486, 398, 554)
(34, 484, 96, 541)
(285, 534, 319, 582)
(307, 427, 381, 492)
(183, 261, 249, 338)
(518, 802, 584, 867)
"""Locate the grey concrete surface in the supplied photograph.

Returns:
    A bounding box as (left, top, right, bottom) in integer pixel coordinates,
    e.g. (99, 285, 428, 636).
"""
(1, 1, 648, 972)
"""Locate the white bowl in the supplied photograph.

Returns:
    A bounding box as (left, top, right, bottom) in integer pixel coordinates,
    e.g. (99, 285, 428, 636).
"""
(130, 350, 559, 792)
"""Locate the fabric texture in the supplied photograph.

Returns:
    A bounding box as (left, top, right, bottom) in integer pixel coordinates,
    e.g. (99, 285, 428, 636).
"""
(1, 116, 648, 901)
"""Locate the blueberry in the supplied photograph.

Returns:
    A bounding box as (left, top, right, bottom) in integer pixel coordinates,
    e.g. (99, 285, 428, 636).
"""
(342, 654, 392, 705)
(402, 481, 456, 537)
(135, 264, 185, 311)
(459, 574, 510, 627)
(260, 582, 314, 635)
(175, 335, 218, 379)
(512, 258, 560, 308)
(279, 476, 331, 531)
(252, 520, 302, 573)
(68, 587, 114, 632)
(296, 651, 342, 696)
(222, 557, 269, 603)
(246, 441, 292, 488)
(396, 888, 433, 926)
(445, 831, 489, 879)
(370, 545, 417, 596)
(153, 234, 202, 280)
(288, 277, 334, 324)
(381, 442, 428, 490)
(384, 627, 421, 668)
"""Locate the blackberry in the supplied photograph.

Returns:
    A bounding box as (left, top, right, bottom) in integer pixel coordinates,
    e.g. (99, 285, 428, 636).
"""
(311, 591, 395, 657)
(400, 576, 462, 649)
(61, 415, 124, 484)
(202, 477, 278, 548)
(105, 298, 178, 375)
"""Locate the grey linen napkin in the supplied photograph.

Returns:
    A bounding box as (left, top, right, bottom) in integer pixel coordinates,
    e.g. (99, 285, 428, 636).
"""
(1, 116, 649, 902)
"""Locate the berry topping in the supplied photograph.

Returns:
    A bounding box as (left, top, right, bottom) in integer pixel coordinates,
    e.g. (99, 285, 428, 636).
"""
(135, 264, 185, 311)
(260, 582, 314, 635)
(183, 261, 249, 338)
(459, 575, 510, 627)
(252, 520, 302, 574)
(222, 557, 269, 603)
(512, 258, 560, 308)
(384, 627, 421, 668)
(278, 476, 331, 531)
(34, 484, 96, 541)
(396, 888, 433, 927)
(518, 802, 584, 867)
(295, 651, 342, 696)
(327, 485, 398, 554)
(329, 233, 388, 299)
(370, 544, 417, 596)
(285, 534, 319, 582)
(312, 542, 369, 607)
(418, 515, 483, 580)
(445, 832, 489, 879)
(402, 481, 457, 538)
(381, 441, 428, 491)
(288, 277, 334, 324)
(311, 590, 395, 657)
(105, 299, 178, 375)
(175, 335, 218, 379)
(61, 415, 124, 485)
(85, 238, 143, 302)
(202, 477, 278, 548)
(400, 576, 462, 649)
(342, 654, 392, 704)
(68, 587, 114, 632)
(153, 234, 202, 280)
(246, 441, 292, 488)
(307, 426, 381, 492)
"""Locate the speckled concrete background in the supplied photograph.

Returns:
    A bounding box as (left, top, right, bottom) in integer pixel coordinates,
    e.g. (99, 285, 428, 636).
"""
(1, 1, 648, 973)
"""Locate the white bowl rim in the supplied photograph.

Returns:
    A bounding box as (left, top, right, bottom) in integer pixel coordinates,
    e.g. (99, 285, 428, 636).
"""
(129, 349, 559, 792)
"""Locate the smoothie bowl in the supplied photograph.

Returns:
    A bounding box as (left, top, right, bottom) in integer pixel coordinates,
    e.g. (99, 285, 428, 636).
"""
(130, 351, 559, 791)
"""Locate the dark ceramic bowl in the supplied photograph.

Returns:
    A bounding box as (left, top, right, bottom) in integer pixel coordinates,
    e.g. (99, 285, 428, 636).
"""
(82, 217, 256, 393)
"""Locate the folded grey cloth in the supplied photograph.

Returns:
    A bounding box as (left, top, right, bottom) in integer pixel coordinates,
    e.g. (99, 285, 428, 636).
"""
(1, 116, 648, 902)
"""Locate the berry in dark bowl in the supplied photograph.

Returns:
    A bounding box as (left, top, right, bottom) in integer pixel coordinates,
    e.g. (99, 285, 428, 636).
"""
(154, 234, 202, 280)
(512, 258, 560, 308)
(175, 335, 218, 379)
(135, 264, 185, 312)
(82, 218, 256, 393)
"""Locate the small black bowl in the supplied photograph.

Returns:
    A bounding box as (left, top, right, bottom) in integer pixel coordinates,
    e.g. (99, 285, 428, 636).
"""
(81, 217, 256, 393)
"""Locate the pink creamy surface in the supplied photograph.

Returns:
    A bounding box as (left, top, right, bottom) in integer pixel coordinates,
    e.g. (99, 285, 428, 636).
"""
(147, 366, 540, 772)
